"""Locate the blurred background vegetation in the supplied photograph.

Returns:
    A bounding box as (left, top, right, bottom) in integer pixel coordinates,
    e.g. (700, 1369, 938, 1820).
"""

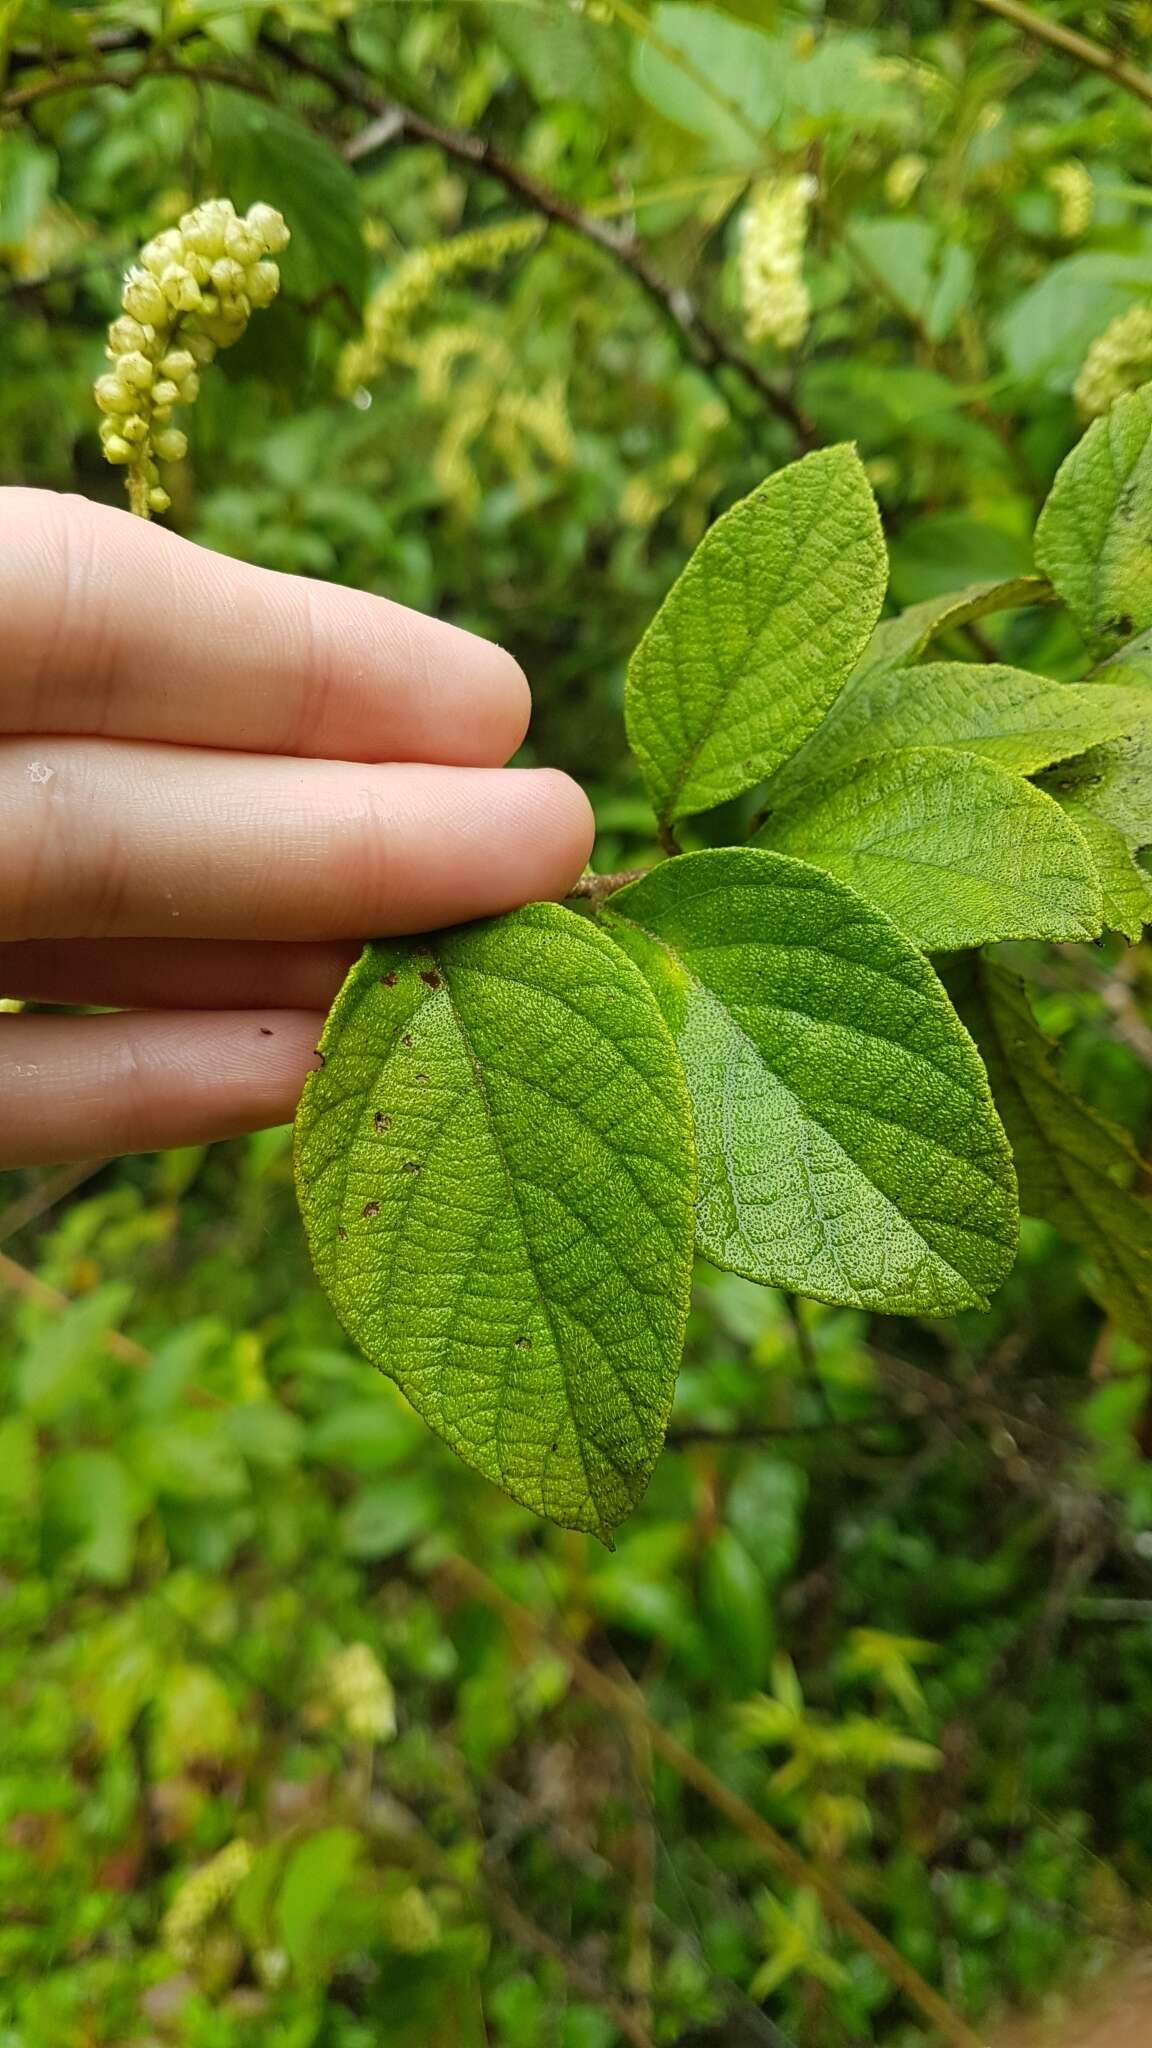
(5, 2, 1152, 2042)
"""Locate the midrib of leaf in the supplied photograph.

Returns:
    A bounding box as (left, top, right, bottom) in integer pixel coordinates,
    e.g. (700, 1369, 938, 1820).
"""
(606, 907, 1007, 1278)
(659, 459, 837, 818)
(436, 951, 677, 1524)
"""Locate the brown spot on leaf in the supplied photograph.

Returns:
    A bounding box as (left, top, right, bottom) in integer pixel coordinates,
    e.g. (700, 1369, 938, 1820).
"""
(362, 1200, 380, 1219)
(401, 1033, 413, 1048)
(415, 1073, 428, 1085)
(420, 969, 442, 990)
(516, 1335, 533, 1351)
(373, 1111, 390, 1134)
(381, 971, 398, 987)
(337, 1226, 348, 1241)
(402, 1160, 422, 1174)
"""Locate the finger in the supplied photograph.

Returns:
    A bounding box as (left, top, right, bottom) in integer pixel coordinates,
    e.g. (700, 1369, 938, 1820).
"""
(2, 489, 530, 764)
(0, 1011, 322, 1168)
(0, 938, 357, 1011)
(0, 743, 595, 940)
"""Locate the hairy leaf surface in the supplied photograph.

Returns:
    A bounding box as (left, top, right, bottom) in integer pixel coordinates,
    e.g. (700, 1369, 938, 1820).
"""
(295, 905, 697, 1541)
(625, 446, 887, 826)
(602, 849, 1018, 1314)
(757, 748, 1102, 951)
(953, 960, 1152, 1345)
(1035, 382, 1152, 653)
(766, 664, 1146, 797)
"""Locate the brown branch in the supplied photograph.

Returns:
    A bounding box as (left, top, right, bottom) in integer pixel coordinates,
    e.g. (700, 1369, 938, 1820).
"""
(262, 34, 814, 448)
(973, 0, 1152, 112)
(567, 868, 648, 902)
(1, 57, 268, 115)
(0, 1159, 109, 1247)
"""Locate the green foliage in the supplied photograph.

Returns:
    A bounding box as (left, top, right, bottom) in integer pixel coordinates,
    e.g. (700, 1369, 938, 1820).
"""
(602, 848, 1017, 1310)
(8, 1, 1152, 2038)
(296, 905, 696, 1539)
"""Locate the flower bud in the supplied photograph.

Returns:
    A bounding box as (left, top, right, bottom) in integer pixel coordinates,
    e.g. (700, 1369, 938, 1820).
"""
(210, 256, 247, 296)
(117, 350, 155, 391)
(158, 350, 197, 381)
(184, 332, 217, 365)
(140, 230, 182, 277)
(246, 202, 290, 254)
(246, 260, 280, 309)
(161, 265, 202, 311)
(94, 374, 133, 414)
(151, 379, 181, 408)
(107, 316, 150, 356)
(122, 270, 168, 325)
(120, 414, 149, 444)
(224, 222, 262, 265)
(177, 372, 200, 404)
(148, 488, 172, 513)
(101, 433, 133, 464)
(154, 428, 188, 463)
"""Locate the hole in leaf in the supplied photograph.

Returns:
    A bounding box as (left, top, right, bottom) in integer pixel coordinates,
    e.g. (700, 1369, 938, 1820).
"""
(516, 1335, 532, 1350)
(401, 1033, 413, 1048)
(373, 1111, 390, 1134)
(337, 1226, 347, 1241)
(402, 1160, 422, 1174)
(415, 1073, 428, 1085)
(362, 1200, 380, 1219)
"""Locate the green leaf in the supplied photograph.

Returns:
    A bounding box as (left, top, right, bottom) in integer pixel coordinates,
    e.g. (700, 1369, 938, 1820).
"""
(1035, 382, 1152, 654)
(951, 960, 1152, 1345)
(601, 849, 1018, 1314)
(1041, 724, 1152, 851)
(486, 0, 628, 114)
(205, 87, 366, 308)
(997, 253, 1152, 390)
(625, 447, 887, 827)
(295, 905, 696, 1541)
(1052, 803, 1152, 941)
(631, 4, 780, 154)
(852, 577, 1053, 685)
(768, 663, 1147, 796)
(41, 1449, 141, 1586)
(848, 218, 973, 343)
(757, 748, 1102, 951)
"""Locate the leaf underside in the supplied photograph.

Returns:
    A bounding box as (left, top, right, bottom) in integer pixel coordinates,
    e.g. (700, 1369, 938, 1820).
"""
(295, 904, 697, 1541)
(757, 746, 1102, 951)
(851, 578, 1053, 685)
(602, 848, 1019, 1315)
(952, 958, 1152, 1346)
(625, 443, 887, 826)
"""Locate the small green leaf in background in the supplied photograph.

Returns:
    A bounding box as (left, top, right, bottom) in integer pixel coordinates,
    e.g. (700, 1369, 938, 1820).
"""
(625, 446, 887, 826)
(953, 959, 1152, 1347)
(205, 87, 366, 308)
(630, 3, 779, 154)
(997, 254, 1152, 391)
(41, 1449, 141, 1586)
(848, 218, 973, 343)
(1035, 381, 1152, 654)
(851, 577, 1053, 684)
(296, 904, 696, 1541)
(758, 747, 1103, 950)
(770, 663, 1147, 793)
(602, 848, 1018, 1313)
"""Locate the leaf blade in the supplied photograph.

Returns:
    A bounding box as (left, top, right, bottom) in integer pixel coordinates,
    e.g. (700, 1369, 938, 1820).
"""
(602, 849, 1018, 1315)
(757, 748, 1102, 951)
(625, 446, 887, 827)
(1035, 381, 1152, 654)
(295, 905, 697, 1541)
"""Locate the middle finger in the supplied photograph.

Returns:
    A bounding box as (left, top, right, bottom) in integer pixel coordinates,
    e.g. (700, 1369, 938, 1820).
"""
(0, 740, 594, 941)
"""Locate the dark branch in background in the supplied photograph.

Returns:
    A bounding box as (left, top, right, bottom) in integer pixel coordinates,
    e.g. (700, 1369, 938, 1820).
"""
(260, 33, 815, 450)
(972, 0, 1152, 111)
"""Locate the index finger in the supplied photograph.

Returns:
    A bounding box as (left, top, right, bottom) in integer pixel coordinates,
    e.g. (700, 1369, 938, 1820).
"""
(1, 489, 531, 765)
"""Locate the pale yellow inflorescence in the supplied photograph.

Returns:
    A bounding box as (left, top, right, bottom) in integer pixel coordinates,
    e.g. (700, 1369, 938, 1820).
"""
(1074, 304, 1152, 418)
(737, 175, 817, 354)
(322, 1640, 397, 1743)
(161, 1838, 254, 1963)
(339, 217, 543, 394)
(96, 197, 290, 517)
(1046, 160, 1094, 240)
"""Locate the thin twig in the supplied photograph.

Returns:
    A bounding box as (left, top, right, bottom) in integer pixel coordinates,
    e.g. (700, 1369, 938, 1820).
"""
(973, 0, 1152, 111)
(0, 1159, 109, 1247)
(441, 1554, 990, 2048)
(567, 869, 648, 903)
(262, 33, 814, 447)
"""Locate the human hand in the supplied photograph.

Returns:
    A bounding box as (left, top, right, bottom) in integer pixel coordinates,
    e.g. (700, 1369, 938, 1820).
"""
(0, 490, 594, 1168)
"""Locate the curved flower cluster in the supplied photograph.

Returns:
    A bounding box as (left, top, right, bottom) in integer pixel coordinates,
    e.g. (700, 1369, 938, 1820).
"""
(738, 175, 817, 354)
(1046, 160, 1094, 240)
(96, 197, 290, 517)
(1074, 305, 1152, 418)
(161, 1838, 254, 1963)
(323, 1640, 397, 1743)
(339, 217, 542, 393)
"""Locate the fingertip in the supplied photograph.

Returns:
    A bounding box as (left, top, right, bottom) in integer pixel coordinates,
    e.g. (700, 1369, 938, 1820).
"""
(521, 768, 597, 896)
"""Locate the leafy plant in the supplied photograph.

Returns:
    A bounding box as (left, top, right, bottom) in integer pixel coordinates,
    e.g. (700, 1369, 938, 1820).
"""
(296, 399, 1152, 1538)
